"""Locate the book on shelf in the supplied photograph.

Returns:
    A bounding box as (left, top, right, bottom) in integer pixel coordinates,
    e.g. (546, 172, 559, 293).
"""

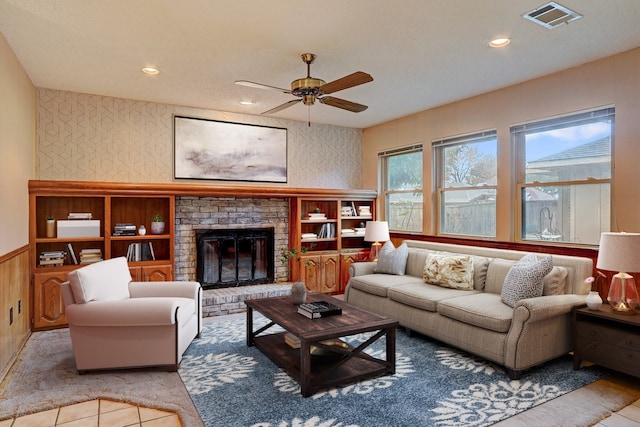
(113, 223, 137, 236)
(298, 300, 342, 319)
(67, 212, 92, 220)
(39, 250, 66, 267)
(301, 232, 318, 239)
(317, 223, 335, 239)
(66, 243, 78, 264)
(126, 242, 156, 261)
(307, 212, 327, 220)
(79, 248, 103, 264)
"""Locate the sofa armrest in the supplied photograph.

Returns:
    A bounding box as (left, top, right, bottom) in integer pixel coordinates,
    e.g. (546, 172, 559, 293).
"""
(65, 298, 188, 327)
(513, 294, 585, 322)
(505, 294, 586, 373)
(349, 262, 377, 278)
(129, 281, 201, 300)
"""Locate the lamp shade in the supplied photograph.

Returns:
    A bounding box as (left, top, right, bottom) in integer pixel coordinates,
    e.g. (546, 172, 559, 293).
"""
(364, 221, 390, 243)
(596, 232, 640, 273)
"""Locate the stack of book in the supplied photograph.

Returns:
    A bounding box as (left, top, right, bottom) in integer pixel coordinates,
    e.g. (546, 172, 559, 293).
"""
(67, 212, 92, 220)
(301, 232, 318, 240)
(307, 212, 327, 220)
(113, 223, 136, 236)
(79, 248, 103, 264)
(358, 206, 372, 218)
(39, 250, 66, 267)
(341, 206, 354, 217)
(298, 300, 342, 319)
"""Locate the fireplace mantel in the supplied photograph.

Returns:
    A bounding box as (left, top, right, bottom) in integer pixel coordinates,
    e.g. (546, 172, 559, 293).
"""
(29, 180, 377, 199)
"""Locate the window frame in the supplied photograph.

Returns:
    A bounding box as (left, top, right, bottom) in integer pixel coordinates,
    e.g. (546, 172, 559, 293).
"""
(379, 144, 423, 234)
(512, 107, 614, 245)
(432, 130, 498, 239)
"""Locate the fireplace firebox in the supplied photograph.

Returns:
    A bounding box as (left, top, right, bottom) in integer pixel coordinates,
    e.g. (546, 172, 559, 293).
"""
(196, 228, 274, 289)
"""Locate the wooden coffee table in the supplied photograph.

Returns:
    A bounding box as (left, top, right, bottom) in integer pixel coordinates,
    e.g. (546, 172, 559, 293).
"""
(246, 293, 398, 397)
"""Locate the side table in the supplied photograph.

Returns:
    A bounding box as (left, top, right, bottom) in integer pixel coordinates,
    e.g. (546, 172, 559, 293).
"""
(573, 304, 640, 378)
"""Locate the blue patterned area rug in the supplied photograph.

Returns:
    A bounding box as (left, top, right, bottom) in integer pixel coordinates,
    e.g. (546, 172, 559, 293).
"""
(179, 315, 606, 427)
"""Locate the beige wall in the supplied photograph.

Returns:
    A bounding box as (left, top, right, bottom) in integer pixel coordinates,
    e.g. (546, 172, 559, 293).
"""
(0, 32, 34, 256)
(363, 47, 640, 242)
(36, 89, 363, 189)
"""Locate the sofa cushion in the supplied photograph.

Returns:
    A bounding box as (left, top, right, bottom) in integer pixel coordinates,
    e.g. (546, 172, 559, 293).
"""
(501, 254, 553, 307)
(405, 248, 432, 277)
(423, 253, 474, 290)
(437, 293, 513, 333)
(374, 241, 409, 275)
(68, 257, 132, 304)
(543, 266, 568, 295)
(348, 274, 425, 297)
(485, 259, 514, 294)
(388, 282, 480, 312)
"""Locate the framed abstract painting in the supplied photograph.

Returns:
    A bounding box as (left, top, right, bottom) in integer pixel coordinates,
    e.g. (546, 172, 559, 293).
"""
(174, 116, 287, 183)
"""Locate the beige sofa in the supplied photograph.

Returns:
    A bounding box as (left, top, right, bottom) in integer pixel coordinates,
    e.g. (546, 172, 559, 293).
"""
(344, 240, 593, 379)
(61, 257, 202, 373)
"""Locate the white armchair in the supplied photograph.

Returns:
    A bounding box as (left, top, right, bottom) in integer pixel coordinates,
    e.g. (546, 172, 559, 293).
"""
(60, 257, 202, 373)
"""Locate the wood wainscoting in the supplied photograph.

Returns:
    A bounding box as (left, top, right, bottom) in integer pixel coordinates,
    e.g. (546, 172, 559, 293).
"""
(0, 245, 31, 382)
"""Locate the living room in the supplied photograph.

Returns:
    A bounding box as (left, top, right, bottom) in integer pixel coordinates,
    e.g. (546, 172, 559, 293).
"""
(2, 2, 640, 426)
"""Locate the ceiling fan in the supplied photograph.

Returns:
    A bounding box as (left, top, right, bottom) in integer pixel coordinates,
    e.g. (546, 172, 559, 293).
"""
(235, 53, 373, 116)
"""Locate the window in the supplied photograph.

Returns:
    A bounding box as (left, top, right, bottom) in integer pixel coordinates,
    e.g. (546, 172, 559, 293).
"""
(433, 131, 498, 238)
(512, 107, 613, 245)
(380, 145, 423, 232)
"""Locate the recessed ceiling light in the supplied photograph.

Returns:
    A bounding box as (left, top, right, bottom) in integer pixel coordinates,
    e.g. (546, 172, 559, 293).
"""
(489, 38, 511, 48)
(239, 100, 255, 105)
(141, 67, 160, 75)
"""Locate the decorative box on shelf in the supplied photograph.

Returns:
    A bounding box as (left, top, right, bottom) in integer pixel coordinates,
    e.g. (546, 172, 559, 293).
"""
(57, 220, 100, 238)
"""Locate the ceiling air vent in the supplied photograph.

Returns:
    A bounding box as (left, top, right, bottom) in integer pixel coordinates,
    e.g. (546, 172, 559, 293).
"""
(523, 2, 582, 29)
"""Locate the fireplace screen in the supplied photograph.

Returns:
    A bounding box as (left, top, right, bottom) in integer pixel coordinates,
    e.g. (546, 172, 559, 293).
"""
(196, 228, 274, 289)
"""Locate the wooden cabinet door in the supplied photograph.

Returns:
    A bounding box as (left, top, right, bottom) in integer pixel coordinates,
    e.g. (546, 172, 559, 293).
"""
(340, 252, 359, 292)
(299, 255, 320, 293)
(320, 254, 340, 294)
(141, 264, 173, 281)
(33, 271, 68, 330)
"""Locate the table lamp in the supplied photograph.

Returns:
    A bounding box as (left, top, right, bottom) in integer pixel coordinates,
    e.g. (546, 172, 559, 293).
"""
(364, 221, 390, 261)
(596, 232, 640, 314)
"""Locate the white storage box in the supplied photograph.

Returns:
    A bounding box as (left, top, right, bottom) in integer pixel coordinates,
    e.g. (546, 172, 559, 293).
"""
(57, 220, 101, 238)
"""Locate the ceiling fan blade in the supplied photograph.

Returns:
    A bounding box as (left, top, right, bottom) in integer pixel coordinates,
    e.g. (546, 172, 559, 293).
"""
(319, 71, 373, 95)
(235, 80, 291, 94)
(319, 96, 368, 112)
(262, 99, 301, 115)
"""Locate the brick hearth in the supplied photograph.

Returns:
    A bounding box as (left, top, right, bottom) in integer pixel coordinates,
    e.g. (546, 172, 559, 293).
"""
(202, 283, 293, 317)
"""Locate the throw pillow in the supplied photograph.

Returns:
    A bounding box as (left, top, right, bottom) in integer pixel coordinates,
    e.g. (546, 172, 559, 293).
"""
(423, 253, 474, 290)
(69, 256, 132, 303)
(374, 241, 409, 275)
(501, 254, 553, 307)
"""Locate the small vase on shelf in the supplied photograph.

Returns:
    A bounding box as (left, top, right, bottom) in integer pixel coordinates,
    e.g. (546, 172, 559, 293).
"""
(46, 218, 55, 238)
(138, 225, 146, 236)
(585, 291, 603, 311)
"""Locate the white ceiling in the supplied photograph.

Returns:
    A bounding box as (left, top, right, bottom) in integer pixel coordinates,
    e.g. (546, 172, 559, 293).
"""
(1, 0, 639, 129)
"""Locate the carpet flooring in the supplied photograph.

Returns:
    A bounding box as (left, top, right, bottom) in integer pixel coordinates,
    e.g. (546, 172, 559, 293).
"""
(179, 314, 608, 427)
(2, 313, 639, 427)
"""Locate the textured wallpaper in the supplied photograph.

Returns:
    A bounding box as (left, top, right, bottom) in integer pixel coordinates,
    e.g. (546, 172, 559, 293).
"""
(36, 88, 363, 189)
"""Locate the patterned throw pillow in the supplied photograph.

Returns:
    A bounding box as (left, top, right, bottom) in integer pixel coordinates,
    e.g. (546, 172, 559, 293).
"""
(501, 254, 553, 307)
(374, 241, 409, 275)
(423, 253, 474, 290)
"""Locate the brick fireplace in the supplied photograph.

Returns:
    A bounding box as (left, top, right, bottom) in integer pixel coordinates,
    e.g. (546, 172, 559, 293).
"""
(174, 196, 289, 284)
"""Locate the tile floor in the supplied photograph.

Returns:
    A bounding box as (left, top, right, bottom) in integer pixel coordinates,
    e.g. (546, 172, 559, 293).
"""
(0, 399, 181, 427)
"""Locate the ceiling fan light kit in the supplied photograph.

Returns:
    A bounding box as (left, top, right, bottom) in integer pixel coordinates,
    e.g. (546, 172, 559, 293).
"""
(235, 53, 373, 118)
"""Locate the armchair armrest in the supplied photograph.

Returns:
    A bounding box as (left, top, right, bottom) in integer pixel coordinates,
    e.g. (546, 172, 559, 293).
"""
(129, 281, 201, 300)
(65, 298, 188, 327)
(349, 262, 377, 278)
